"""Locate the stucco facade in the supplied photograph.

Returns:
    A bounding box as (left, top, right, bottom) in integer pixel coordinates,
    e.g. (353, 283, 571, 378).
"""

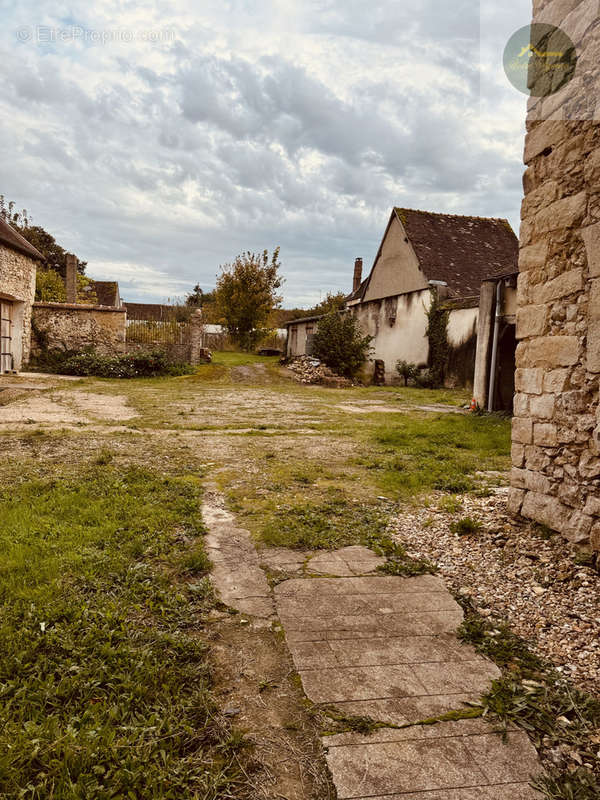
(0, 239, 39, 372)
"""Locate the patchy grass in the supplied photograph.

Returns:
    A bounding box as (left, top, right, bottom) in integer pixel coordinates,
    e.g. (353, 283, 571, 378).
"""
(0, 466, 245, 799)
(260, 488, 388, 550)
(210, 351, 280, 367)
(371, 414, 511, 499)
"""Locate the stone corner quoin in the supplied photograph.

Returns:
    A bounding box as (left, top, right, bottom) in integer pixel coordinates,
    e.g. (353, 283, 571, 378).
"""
(511, 2, 600, 552)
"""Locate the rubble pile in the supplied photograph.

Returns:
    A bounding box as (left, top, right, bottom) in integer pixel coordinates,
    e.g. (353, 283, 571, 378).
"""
(286, 355, 351, 387)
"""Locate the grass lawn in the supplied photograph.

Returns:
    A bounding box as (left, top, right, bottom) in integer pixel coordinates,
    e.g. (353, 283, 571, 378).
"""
(209, 351, 280, 367)
(0, 465, 244, 799)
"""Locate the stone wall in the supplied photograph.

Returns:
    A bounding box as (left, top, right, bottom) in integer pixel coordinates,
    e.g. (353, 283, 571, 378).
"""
(31, 302, 127, 358)
(509, 1, 600, 551)
(0, 244, 37, 369)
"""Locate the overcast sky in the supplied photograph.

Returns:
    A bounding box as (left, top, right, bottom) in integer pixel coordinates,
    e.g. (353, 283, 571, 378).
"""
(0, 0, 531, 306)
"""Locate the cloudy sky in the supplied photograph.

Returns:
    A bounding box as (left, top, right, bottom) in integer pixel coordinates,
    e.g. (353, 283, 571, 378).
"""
(1, 0, 531, 306)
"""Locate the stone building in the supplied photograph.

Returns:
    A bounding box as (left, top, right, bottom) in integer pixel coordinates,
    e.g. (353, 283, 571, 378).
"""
(286, 209, 519, 386)
(509, 0, 600, 552)
(0, 217, 43, 372)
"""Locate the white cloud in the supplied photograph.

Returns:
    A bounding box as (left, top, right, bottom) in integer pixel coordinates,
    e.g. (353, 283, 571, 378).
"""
(0, 0, 531, 305)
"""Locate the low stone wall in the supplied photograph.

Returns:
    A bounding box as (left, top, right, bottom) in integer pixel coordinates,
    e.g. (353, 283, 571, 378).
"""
(31, 302, 127, 358)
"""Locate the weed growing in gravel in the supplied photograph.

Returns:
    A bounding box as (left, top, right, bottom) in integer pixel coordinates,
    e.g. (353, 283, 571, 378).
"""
(0, 467, 245, 798)
(450, 516, 483, 536)
(438, 496, 464, 514)
(457, 602, 600, 800)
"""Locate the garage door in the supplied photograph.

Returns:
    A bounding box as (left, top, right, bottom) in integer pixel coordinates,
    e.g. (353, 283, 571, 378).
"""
(1, 300, 13, 373)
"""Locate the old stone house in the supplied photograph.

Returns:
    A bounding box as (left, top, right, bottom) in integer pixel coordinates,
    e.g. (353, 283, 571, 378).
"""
(285, 209, 519, 384)
(508, 0, 600, 554)
(0, 218, 43, 372)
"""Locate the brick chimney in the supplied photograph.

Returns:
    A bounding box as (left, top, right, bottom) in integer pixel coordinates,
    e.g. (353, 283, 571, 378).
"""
(65, 253, 77, 303)
(353, 257, 363, 293)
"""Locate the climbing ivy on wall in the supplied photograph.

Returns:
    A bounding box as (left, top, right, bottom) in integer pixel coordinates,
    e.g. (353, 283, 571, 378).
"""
(426, 291, 450, 388)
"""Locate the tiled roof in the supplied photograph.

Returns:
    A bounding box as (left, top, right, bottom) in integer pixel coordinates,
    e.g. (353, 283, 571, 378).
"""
(0, 218, 44, 261)
(90, 280, 120, 307)
(395, 208, 519, 299)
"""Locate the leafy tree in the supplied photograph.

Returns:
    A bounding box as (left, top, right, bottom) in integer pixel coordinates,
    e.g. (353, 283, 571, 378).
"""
(0, 195, 87, 278)
(311, 291, 347, 316)
(396, 360, 419, 386)
(215, 248, 283, 350)
(35, 270, 98, 304)
(185, 285, 216, 308)
(36, 269, 66, 302)
(312, 311, 373, 378)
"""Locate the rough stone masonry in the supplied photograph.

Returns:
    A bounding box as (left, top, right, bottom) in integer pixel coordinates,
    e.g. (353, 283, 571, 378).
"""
(509, 0, 600, 553)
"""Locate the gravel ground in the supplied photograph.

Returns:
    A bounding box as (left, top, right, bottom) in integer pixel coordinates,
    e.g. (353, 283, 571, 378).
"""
(392, 488, 600, 696)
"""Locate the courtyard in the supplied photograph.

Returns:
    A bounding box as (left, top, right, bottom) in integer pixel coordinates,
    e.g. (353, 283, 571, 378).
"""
(1, 355, 599, 799)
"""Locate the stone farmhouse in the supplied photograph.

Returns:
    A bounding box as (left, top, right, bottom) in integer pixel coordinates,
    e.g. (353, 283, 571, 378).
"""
(0, 217, 43, 372)
(286, 208, 519, 390)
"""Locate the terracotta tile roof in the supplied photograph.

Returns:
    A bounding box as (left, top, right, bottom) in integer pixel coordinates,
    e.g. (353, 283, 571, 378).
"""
(395, 208, 519, 299)
(0, 218, 44, 261)
(90, 280, 120, 307)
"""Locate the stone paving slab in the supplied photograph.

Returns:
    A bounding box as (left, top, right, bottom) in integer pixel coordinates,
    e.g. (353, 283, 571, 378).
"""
(324, 731, 541, 798)
(274, 567, 543, 799)
(279, 608, 465, 637)
(203, 498, 274, 619)
(276, 575, 447, 596)
(288, 635, 480, 668)
(307, 545, 386, 576)
(349, 786, 542, 800)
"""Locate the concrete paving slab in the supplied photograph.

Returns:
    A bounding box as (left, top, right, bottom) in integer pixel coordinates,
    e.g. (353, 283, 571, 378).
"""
(277, 591, 459, 619)
(275, 574, 447, 596)
(308, 546, 386, 576)
(324, 737, 488, 797)
(350, 785, 543, 800)
(412, 660, 501, 695)
(463, 732, 542, 785)
(279, 608, 465, 636)
(299, 664, 429, 703)
(287, 636, 481, 669)
(275, 565, 543, 798)
(203, 497, 274, 619)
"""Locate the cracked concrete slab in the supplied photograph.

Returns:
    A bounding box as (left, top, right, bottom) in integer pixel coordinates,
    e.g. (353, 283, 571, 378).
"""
(203, 495, 274, 619)
(274, 568, 543, 799)
(307, 545, 386, 576)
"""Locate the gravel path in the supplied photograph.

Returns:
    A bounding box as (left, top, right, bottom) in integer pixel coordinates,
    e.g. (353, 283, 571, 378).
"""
(392, 489, 600, 696)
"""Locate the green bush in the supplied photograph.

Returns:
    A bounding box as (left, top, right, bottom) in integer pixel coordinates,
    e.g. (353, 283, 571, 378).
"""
(33, 349, 194, 378)
(396, 360, 419, 386)
(312, 311, 373, 378)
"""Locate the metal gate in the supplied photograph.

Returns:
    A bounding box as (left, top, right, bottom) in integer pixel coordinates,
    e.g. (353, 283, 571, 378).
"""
(0, 301, 13, 373)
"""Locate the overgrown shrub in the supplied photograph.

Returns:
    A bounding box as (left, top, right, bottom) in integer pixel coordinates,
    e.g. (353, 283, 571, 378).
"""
(33, 349, 194, 378)
(395, 360, 418, 386)
(312, 311, 373, 378)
